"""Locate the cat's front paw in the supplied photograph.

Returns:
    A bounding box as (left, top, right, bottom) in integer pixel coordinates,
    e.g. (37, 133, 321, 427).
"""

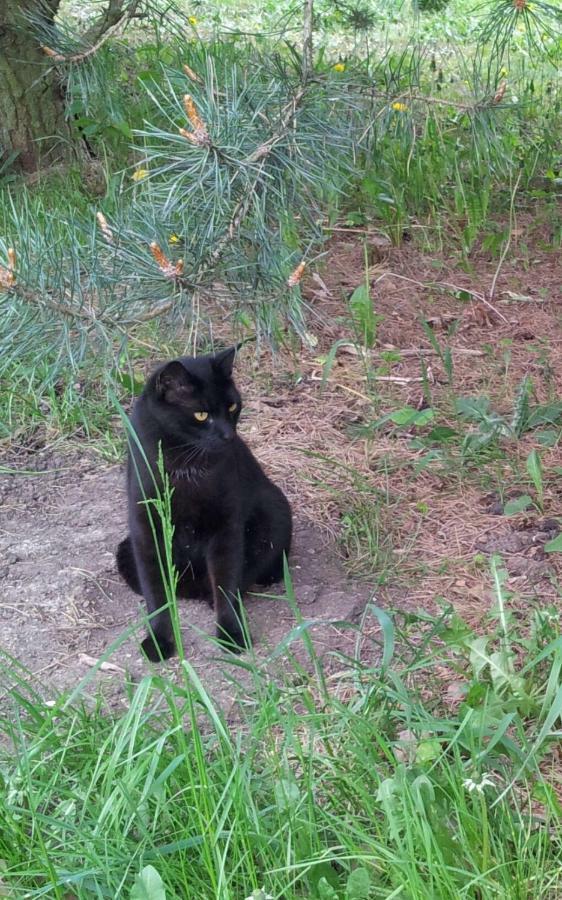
(216, 620, 251, 653)
(141, 633, 176, 662)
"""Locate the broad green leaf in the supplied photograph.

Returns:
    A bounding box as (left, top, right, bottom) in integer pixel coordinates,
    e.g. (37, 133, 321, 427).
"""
(416, 739, 441, 765)
(412, 408, 435, 426)
(114, 369, 145, 396)
(274, 778, 300, 811)
(545, 533, 562, 553)
(376, 776, 396, 802)
(526, 402, 562, 429)
(536, 429, 559, 447)
(526, 449, 543, 502)
(488, 651, 520, 693)
(427, 425, 457, 442)
(317, 876, 339, 899)
(455, 396, 491, 421)
(130, 865, 166, 900)
(389, 406, 418, 425)
(503, 495, 533, 515)
(389, 407, 434, 427)
(348, 283, 375, 348)
(346, 867, 371, 899)
(468, 637, 490, 679)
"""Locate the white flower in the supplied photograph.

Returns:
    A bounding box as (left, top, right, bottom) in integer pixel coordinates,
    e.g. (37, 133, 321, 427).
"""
(463, 772, 497, 794)
(245, 890, 273, 900)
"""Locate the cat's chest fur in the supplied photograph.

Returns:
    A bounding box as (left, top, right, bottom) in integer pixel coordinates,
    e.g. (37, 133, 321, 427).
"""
(168, 455, 241, 535)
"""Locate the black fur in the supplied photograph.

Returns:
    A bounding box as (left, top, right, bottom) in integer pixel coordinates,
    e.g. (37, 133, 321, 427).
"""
(116, 347, 292, 661)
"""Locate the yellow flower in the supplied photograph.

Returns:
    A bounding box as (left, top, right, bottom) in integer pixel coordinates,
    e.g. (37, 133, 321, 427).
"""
(333, 63, 346, 72)
(169, 233, 181, 244)
(392, 102, 408, 112)
(131, 168, 149, 182)
(500, 66, 508, 77)
(188, 15, 198, 25)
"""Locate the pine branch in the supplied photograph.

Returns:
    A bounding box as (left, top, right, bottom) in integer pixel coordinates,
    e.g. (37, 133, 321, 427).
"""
(83, 0, 141, 44)
(195, 84, 308, 281)
(42, 0, 142, 64)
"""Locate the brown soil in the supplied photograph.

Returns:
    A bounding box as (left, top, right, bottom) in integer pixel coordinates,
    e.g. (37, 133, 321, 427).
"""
(0, 449, 374, 708)
(1, 218, 560, 704)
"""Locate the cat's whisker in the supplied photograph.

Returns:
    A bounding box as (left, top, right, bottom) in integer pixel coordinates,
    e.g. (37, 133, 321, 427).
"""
(178, 446, 206, 469)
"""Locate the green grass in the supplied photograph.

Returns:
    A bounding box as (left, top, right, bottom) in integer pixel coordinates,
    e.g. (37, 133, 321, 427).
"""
(1, 563, 562, 899)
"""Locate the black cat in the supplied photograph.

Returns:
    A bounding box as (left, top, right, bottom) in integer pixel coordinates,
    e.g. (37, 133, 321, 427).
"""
(116, 347, 292, 661)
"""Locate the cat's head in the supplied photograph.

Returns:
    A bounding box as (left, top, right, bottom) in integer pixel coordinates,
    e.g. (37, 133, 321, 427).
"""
(145, 347, 242, 455)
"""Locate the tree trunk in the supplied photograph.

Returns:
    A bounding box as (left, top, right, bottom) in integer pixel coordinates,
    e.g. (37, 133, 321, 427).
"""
(0, 0, 74, 174)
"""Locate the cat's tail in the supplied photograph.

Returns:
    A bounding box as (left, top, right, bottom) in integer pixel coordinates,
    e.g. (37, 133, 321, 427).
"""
(116, 536, 142, 595)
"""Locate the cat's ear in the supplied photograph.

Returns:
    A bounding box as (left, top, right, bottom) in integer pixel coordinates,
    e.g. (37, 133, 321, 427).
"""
(212, 346, 237, 379)
(155, 360, 194, 401)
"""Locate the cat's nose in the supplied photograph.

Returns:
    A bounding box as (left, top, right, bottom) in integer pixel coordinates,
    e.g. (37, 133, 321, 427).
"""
(218, 424, 234, 442)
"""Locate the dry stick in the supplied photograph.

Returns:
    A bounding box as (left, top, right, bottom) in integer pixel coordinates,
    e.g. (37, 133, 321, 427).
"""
(386, 348, 484, 358)
(323, 224, 443, 234)
(7, 285, 96, 322)
(435, 280, 509, 324)
(302, 0, 315, 82)
(132, 299, 175, 323)
(83, 0, 141, 43)
(372, 271, 509, 324)
(6, 281, 172, 328)
(338, 345, 485, 358)
(489, 169, 523, 303)
(42, 0, 140, 63)
(310, 376, 422, 398)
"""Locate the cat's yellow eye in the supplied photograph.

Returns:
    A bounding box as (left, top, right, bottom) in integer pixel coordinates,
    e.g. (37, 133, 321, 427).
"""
(228, 403, 238, 413)
(194, 411, 208, 422)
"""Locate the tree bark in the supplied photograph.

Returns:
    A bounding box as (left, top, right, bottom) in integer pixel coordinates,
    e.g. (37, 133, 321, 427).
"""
(0, 0, 74, 174)
(302, 0, 314, 82)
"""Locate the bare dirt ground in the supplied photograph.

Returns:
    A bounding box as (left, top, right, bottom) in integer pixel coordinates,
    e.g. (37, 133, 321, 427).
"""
(1, 219, 560, 707)
(0, 448, 375, 709)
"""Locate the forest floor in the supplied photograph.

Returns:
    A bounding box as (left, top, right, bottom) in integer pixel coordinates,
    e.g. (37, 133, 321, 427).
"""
(1, 217, 560, 709)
